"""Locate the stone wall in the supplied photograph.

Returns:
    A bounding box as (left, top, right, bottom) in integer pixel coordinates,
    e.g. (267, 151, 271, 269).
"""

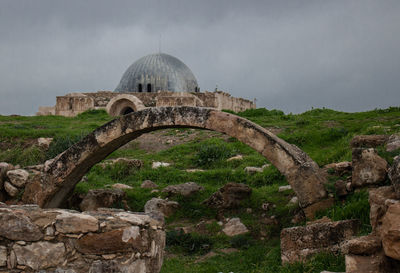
(0, 204, 165, 273)
(37, 90, 255, 117)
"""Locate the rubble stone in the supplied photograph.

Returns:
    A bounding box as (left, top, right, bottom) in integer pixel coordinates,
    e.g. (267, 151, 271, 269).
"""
(162, 182, 204, 197)
(352, 148, 388, 187)
(222, 218, 249, 236)
(203, 182, 252, 209)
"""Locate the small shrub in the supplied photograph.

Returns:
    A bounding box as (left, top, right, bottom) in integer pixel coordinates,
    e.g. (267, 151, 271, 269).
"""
(46, 134, 85, 159)
(194, 141, 235, 167)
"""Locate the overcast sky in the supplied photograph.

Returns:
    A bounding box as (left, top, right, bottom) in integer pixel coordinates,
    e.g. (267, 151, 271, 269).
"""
(0, 0, 399, 115)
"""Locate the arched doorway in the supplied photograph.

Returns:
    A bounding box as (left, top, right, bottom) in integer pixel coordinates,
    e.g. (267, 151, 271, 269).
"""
(25, 107, 327, 209)
(120, 106, 134, 115)
(105, 94, 146, 117)
(147, 84, 152, 93)
(138, 84, 143, 93)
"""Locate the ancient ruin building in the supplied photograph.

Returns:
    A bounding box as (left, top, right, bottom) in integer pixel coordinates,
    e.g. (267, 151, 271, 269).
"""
(37, 53, 255, 117)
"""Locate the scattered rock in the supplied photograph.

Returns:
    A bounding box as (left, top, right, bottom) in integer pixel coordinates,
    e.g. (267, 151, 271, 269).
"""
(386, 134, 400, 152)
(335, 180, 349, 197)
(141, 180, 158, 189)
(289, 196, 298, 205)
(244, 164, 270, 174)
(55, 211, 99, 233)
(152, 161, 171, 169)
(280, 219, 360, 264)
(369, 186, 397, 233)
(4, 181, 19, 197)
(13, 242, 65, 270)
(37, 137, 53, 149)
(162, 182, 204, 197)
(324, 161, 352, 176)
(0, 162, 13, 189)
(99, 158, 143, 169)
(80, 189, 126, 211)
(185, 169, 204, 173)
(144, 198, 179, 217)
(227, 155, 243, 161)
(203, 182, 252, 209)
(389, 156, 400, 198)
(7, 169, 29, 187)
(222, 218, 249, 236)
(345, 252, 388, 273)
(352, 148, 388, 187)
(278, 185, 292, 192)
(351, 135, 389, 148)
(111, 183, 133, 190)
(341, 234, 381, 255)
(381, 202, 400, 260)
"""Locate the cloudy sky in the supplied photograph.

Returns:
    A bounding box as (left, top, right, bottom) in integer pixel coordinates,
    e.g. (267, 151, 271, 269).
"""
(0, 0, 399, 115)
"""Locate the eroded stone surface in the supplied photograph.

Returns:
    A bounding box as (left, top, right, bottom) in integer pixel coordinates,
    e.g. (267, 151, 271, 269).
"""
(13, 242, 65, 270)
(0, 209, 43, 241)
(387, 134, 400, 152)
(280, 219, 359, 263)
(369, 186, 397, 233)
(351, 135, 389, 148)
(4, 181, 19, 197)
(352, 148, 388, 187)
(79, 189, 126, 211)
(381, 202, 400, 260)
(0, 246, 6, 267)
(341, 235, 382, 255)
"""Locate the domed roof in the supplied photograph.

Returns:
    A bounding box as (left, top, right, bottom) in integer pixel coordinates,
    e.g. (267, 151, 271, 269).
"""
(115, 53, 199, 93)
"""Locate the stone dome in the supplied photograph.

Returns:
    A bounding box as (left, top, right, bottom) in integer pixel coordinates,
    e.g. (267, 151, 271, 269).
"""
(115, 53, 199, 93)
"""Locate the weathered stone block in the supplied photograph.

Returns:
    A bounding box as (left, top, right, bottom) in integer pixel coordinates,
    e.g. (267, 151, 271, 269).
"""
(79, 189, 126, 211)
(0, 209, 43, 241)
(280, 219, 360, 264)
(0, 246, 6, 267)
(6, 169, 29, 187)
(381, 202, 400, 260)
(369, 186, 397, 233)
(162, 182, 204, 197)
(389, 156, 400, 199)
(352, 148, 388, 187)
(341, 234, 381, 255)
(13, 242, 65, 270)
(351, 135, 389, 148)
(203, 182, 252, 209)
(144, 198, 179, 217)
(55, 211, 99, 233)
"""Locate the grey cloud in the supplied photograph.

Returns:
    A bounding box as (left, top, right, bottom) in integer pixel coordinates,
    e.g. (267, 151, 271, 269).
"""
(0, 0, 399, 115)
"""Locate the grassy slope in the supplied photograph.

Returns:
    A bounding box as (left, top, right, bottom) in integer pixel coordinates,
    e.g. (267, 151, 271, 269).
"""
(0, 107, 399, 272)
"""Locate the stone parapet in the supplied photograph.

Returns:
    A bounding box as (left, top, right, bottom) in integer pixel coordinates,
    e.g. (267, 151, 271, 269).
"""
(0, 204, 165, 273)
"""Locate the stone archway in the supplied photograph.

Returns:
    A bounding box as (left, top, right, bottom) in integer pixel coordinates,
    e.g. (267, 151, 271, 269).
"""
(24, 106, 327, 209)
(106, 94, 146, 116)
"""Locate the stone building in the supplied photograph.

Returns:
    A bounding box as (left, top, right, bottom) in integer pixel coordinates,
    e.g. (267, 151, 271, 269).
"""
(37, 53, 255, 117)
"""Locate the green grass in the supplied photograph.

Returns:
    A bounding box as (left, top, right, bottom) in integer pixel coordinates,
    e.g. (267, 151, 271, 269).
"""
(0, 106, 399, 272)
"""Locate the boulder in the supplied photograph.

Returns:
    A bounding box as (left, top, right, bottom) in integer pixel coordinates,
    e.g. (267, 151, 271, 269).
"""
(387, 134, 400, 152)
(6, 169, 29, 187)
(203, 182, 252, 209)
(352, 148, 388, 187)
(141, 180, 158, 189)
(369, 186, 397, 233)
(55, 211, 99, 233)
(162, 182, 204, 197)
(0, 162, 13, 189)
(389, 156, 400, 198)
(341, 235, 382, 255)
(324, 161, 352, 176)
(381, 202, 400, 260)
(351, 135, 389, 148)
(13, 242, 65, 270)
(222, 218, 249, 236)
(4, 181, 19, 197)
(280, 219, 360, 264)
(144, 198, 179, 217)
(152, 161, 171, 169)
(79, 189, 126, 211)
(111, 183, 133, 190)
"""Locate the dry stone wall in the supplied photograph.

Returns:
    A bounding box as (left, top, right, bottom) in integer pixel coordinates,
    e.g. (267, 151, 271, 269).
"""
(0, 204, 165, 273)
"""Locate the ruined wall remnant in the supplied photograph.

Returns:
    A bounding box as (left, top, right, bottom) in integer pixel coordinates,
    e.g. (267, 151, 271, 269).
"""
(37, 90, 256, 117)
(0, 204, 165, 273)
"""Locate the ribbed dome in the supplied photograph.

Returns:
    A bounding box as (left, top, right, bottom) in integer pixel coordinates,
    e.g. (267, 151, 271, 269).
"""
(115, 53, 199, 93)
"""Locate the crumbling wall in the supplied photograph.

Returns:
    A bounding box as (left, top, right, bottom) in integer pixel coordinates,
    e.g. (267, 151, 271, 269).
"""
(0, 204, 165, 273)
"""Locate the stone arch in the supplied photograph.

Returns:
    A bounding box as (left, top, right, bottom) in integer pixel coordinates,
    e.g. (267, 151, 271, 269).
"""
(25, 107, 327, 209)
(106, 94, 146, 117)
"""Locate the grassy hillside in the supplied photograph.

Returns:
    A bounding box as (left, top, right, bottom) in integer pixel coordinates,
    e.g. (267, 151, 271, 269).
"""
(0, 106, 399, 272)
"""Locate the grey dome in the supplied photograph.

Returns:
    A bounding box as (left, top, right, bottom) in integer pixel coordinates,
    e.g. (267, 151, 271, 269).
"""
(115, 53, 199, 93)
